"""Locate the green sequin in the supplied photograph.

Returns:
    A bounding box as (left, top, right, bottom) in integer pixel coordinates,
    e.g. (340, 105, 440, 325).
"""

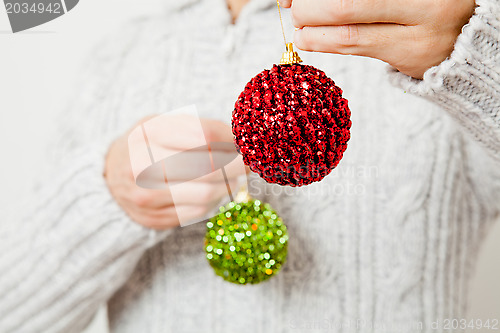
(204, 199, 288, 285)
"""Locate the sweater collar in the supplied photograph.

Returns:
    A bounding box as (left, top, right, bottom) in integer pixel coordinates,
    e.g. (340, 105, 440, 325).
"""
(163, 0, 275, 16)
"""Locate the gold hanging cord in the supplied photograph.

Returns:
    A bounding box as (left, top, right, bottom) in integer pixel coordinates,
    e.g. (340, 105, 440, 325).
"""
(277, 0, 303, 65)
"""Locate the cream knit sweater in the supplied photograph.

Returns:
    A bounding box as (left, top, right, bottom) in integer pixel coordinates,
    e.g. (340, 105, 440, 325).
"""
(1, 0, 499, 332)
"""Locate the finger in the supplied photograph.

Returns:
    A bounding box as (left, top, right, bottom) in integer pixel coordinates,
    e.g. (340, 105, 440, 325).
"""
(132, 148, 246, 190)
(294, 23, 413, 65)
(128, 204, 178, 219)
(279, 0, 292, 8)
(201, 118, 234, 144)
(123, 186, 174, 209)
(125, 175, 239, 210)
(128, 185, 227, 216)
(139, 118, 236, 176)
(128, 205, 210, 230)
(139, 114, 208, 151)
(168, 179, 238, 206)
(126, 207, 179, 230)
(131, 138, 240, 184)
(291, 0, 426, 28)
(162, 146, 241, 181)
(188, 153, 247, 183)
(142, 115, 233, 151)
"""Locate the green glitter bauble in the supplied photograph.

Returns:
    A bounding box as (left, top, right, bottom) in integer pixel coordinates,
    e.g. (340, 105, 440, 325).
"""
(205, 199, 288, 285)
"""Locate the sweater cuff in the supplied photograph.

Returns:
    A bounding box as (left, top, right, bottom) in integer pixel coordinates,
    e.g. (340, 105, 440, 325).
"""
(387, 0, 500, 158)
(89, 131, 173, 249)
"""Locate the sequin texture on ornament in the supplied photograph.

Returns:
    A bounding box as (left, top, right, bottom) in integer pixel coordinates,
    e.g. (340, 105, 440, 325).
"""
(232, 63, 351, 187)
(205, 199, 288, 285)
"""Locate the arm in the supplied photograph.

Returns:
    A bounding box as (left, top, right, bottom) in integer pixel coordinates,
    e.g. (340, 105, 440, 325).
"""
(0, 16, 246, 332)
(0, 20, 168, 332)
(0, 144, 165, 332)
(283, 0, 500, 213)
(282, 0, 500, 158)
(387, 0, 500, 159)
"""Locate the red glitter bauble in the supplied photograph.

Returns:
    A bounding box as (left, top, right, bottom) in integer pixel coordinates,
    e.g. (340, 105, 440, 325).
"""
(232, 64, 351, 187)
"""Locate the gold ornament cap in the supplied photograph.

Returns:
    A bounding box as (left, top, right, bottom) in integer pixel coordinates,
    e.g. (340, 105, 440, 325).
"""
(280, 43, 303, 65)
(234, 182, 251, 203)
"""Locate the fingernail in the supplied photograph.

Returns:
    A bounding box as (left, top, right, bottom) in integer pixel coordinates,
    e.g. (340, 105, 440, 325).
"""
(279, 0, 291, 8)
(293, 28, 303, 47)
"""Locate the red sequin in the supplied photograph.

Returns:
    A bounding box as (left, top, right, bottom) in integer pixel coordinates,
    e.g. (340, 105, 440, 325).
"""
(232, 64, 351, 187)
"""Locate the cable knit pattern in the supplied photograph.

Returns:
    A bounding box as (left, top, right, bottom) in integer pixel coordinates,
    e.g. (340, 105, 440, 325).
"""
(1, 0, 499, 332)
(0, 144, 168, 332)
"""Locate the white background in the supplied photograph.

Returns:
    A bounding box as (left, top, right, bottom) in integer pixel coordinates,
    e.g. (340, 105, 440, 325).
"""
(0, 1, 498, 332)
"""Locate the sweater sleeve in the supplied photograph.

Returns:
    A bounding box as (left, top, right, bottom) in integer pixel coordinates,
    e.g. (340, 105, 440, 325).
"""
(387, 0, 500, 160)
(0, 18, 172, 333)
